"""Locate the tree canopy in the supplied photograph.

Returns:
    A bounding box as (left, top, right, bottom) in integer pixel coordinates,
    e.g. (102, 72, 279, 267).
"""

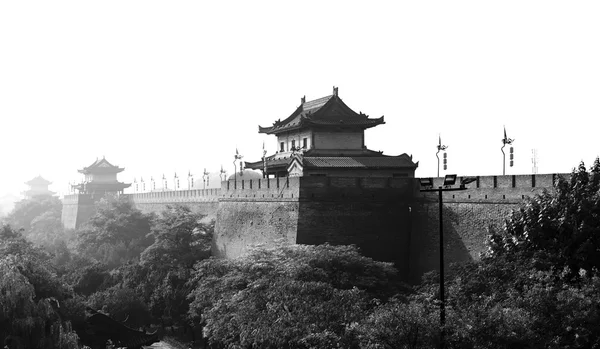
(0, 225, 79, 349)
(75, 197, 153, 267)
(188, 242, 404, 349)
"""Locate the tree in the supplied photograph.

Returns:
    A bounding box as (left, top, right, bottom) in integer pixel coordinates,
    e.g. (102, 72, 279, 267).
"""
(356, 297, 439, 349)
(129, 205, 213, 328)
(488, 158, 600, 278)
(0, 225, 79, 349)
(188, 242, 403, 348)
(4, 195, 62, 233)
(75, 196, 153, 267)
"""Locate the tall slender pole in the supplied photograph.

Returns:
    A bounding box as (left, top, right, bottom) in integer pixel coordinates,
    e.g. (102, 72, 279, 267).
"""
(438, 187, 445, 349)
(436, 150, 441, 178)
(437, 135, 448, 178)
(233, 159, 237, 188)
(501, 126, 514, 176)
(501, 144, 506, 176)
(422, 180, 474, 349)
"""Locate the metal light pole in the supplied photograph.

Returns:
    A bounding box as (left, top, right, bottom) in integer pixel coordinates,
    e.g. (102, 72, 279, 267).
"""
(262, 141, 268, 178)
(203, 168, 209, 189)
(220, 165, 227, 182)
(420, 175, 476, 349)
(436, 135, 448, 177)
(501, 126, 514, 175)
(234, 148, 243, 184)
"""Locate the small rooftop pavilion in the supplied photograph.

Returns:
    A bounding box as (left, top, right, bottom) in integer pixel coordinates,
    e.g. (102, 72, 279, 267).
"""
(245, 87, 418, 178)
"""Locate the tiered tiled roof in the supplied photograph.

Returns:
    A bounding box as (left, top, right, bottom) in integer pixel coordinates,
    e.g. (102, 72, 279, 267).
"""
(258, 91, 384, 135)
(245, 153, 417, 171)
(25, 176, 52, 185)
(303, 155, 417, 169)
(78, 157, 125, 174)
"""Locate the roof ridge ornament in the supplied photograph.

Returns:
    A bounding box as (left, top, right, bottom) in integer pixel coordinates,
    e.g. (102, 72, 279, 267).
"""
(333, 86, 338, 96)
(301, 95, 306, 104)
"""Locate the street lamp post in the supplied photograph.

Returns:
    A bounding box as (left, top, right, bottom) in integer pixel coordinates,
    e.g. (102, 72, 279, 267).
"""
(234, 148, 243, 186)
(419, 175, 476, 349)
(436, 135, 448, 177)
(219, 165, 227, 182)
(262, 141, 268, 178)
(203, 168, 209, 189)
(501, 126, 514, 175)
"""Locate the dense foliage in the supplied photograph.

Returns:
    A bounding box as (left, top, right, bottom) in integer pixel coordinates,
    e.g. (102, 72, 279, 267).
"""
(489, 158, 600, 277)
(188, 243, 405, 348)
(75, 197, 153, 267)
(0, 225, 79, 349)
(3, 195, 65, 251)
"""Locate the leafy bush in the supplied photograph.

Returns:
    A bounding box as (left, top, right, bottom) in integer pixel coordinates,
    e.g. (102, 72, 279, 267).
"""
(188, 242, 404, 348)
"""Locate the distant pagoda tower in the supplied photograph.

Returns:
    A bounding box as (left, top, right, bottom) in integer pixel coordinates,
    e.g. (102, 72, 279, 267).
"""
(71, 157, 131, 195)
(245, 87, 418, 178)
(22, 176, 55, 199)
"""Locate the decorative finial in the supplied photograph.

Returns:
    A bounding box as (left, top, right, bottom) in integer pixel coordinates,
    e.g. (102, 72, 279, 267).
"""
(301, 95, 306, 104)
(502, 126, 514, 145)
(333, 86, 338, 96)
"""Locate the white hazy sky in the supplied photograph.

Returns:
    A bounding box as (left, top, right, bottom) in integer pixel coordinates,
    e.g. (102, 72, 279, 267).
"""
(1, 1, 599, 200)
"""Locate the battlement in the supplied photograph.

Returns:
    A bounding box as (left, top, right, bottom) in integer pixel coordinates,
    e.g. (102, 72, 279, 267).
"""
(221, 177, 300, 200)
(219, 176, 415, 201)
(417, 173, 569, 203)
(125, 188, 221, 204)
(62, 193, 101, 204)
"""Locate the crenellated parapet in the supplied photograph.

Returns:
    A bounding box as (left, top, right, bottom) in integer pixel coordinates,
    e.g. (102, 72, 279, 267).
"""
(417, 173, 567, 204)
(126, 188, 221, 204)
(221, 177, 299, 200)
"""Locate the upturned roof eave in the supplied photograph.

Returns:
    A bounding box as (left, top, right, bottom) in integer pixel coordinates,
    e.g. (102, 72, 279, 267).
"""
(78, 167, 125, 174)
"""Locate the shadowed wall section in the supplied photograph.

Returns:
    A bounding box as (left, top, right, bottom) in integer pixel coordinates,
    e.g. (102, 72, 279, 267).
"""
(213, 177, 415, 277)
(297, 177, 415, 277)
(409, 173, 563, 279)
(62, 194, 104, 230)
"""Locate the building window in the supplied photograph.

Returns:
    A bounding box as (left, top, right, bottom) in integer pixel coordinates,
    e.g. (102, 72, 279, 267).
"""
(280, 142, 285, 152)
(291, 140, 296, 150)
(303, 138, 308, 148)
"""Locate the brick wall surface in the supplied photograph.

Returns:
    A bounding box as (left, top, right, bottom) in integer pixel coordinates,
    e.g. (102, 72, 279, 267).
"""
(408, 173, 567, 280)
(61, 194, 102, 230)
(214, 199, 300, 258)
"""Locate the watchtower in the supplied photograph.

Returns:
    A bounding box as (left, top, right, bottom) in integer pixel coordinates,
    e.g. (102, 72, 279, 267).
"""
(72, 157, 130, 195)
(22, 176, 55, 199)
(245, 87, 418, 178)
(61, 157, 130, 229)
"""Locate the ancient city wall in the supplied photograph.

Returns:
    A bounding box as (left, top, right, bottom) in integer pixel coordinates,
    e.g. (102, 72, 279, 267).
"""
(61, 172, 570, 281)
(214, 177, 301, 258)
(410, 173, 566, 280)
(61, 194, 101, 230)
(126, 188, 221, 221)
